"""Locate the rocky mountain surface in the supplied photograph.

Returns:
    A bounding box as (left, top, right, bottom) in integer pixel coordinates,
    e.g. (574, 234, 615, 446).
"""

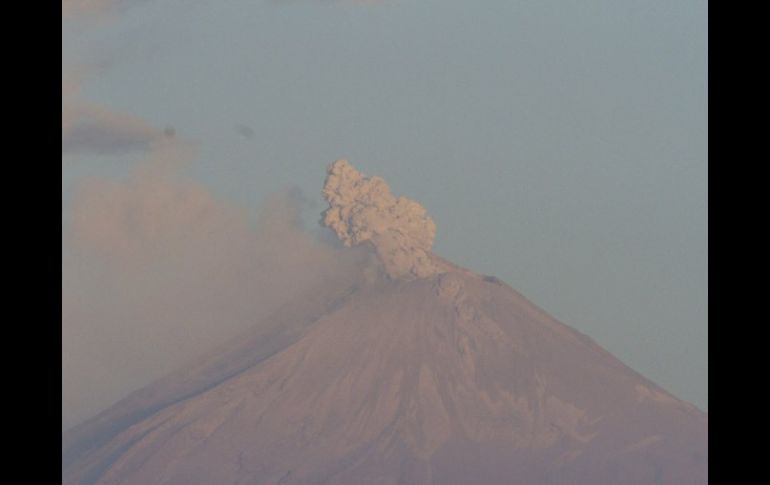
(62, 161, 707, 484)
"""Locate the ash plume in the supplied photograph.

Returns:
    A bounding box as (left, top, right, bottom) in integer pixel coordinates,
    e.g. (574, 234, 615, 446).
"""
(62, 151, 366, 430)
(321, 159, 441, 279)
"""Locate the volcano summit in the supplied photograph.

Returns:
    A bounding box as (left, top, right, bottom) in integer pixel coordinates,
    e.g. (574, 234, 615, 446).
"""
(62, 160, 707, 485)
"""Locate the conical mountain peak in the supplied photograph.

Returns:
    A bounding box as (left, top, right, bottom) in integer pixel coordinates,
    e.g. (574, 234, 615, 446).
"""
(62, 162, 706, 485)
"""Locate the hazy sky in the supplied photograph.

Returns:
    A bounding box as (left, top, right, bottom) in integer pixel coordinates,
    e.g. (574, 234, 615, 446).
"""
(62, 0, 707, 418)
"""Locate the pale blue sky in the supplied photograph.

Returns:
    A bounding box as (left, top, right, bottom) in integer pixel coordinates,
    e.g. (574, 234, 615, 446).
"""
(63, 0, 707, 409)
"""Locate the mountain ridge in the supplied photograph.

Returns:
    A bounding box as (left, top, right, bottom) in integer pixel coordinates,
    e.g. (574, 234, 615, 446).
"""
(63, 260, 706, 484)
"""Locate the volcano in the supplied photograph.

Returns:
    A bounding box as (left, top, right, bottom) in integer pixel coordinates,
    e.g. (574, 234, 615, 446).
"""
(62, 161, 707, 485)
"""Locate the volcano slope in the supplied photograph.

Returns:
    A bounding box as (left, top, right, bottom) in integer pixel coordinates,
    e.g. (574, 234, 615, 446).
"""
(62, 161, 707, 485)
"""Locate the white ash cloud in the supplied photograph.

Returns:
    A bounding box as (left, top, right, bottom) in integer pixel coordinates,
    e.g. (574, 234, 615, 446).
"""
(321, 159, 440, 279)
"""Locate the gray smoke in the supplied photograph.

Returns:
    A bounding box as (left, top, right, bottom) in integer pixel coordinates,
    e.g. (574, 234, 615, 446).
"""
(62, 150, 366, 430)
(321, 159, 440, 279)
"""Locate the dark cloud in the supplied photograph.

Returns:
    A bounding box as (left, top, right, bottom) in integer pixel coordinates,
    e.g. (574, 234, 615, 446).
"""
(62, 0, 163, 158)
(62, 118, 161, 156)
(236, 124, 255, 139)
